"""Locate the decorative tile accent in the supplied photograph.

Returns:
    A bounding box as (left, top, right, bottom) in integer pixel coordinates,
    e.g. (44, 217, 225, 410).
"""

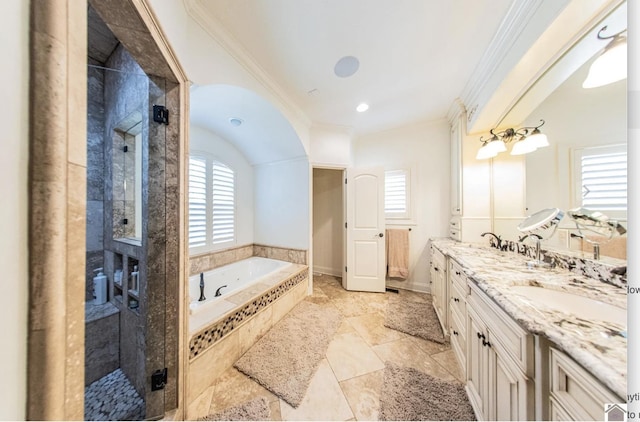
(189, 269, 308, 360)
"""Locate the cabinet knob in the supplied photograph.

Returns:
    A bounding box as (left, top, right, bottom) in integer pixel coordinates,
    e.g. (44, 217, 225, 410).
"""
(482, 339, 491, 348)
(455, 271, 461, 276)
(477, 332, 485, 340)
(453, 330, 458, 336)
(453, 297, 460, 303)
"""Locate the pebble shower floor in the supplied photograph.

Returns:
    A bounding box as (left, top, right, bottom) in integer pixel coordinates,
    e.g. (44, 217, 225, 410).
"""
(84, 368, 144, 421)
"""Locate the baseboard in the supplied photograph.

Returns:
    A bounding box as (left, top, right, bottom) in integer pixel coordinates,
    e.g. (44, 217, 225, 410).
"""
(312, 265, 341, 277)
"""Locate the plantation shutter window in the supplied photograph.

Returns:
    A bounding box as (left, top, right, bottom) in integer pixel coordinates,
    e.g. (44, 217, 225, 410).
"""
(385, 169, 410, 219)
(188, 156, 208, 248)
(188, 153, 236, 252)
(574, 145, 627, 214)
(211, 162, 235, 244)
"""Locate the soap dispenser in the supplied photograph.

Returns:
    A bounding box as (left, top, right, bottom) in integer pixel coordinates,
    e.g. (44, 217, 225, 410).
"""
(93, 268, 108, 305)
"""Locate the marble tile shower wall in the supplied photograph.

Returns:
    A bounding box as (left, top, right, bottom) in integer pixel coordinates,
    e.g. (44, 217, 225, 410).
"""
(86, 59, 106, 301)
(189, 244, 308, 276)
(486, 237, 627, 288)
(103, 44, 149, 399)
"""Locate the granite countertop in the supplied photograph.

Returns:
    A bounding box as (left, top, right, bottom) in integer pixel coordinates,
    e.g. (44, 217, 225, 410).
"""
(431, 238, 626, 399)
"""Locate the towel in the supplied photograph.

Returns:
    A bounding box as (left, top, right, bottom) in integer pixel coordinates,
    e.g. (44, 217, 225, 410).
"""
(386, 228, 409, 280)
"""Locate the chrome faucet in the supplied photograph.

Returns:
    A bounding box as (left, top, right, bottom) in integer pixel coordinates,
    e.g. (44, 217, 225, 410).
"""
(215, 285, 228, 297)
(198, 273, 206, 301)
(481, 232, 502, 249)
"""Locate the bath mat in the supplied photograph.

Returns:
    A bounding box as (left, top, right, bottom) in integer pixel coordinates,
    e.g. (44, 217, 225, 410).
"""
(379, 361, 476, 421)
(384, 294, 446, 343)
(198, 397, 271, 421)
(234, 300, 342, 408)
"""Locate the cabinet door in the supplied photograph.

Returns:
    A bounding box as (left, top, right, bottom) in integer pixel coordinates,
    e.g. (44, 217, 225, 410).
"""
(431, 251, 448, 331)
(450, 119, 462, 215)
(466, 308, 488, 420)
(490, 346, 531, 421)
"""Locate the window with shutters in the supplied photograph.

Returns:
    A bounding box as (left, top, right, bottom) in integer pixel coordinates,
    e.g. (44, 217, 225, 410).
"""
(189, 154, 236, 252)
(385, 169, 411, 221)
(573, 144, 627, 218)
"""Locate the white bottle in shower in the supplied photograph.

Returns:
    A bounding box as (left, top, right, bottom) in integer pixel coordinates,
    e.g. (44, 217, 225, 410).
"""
(93, 268, 107, 305)
(130, 265, 139, 294)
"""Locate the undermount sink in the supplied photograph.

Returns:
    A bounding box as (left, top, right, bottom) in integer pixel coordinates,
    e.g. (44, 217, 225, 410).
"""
(509, 286, 626, 326)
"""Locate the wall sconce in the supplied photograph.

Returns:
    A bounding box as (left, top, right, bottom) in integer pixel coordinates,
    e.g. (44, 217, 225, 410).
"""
(476, 119, 548, 160)
(583, 25, 627, 89)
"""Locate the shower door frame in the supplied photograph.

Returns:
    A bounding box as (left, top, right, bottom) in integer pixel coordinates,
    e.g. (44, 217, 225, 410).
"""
(27, 0, 189, 419)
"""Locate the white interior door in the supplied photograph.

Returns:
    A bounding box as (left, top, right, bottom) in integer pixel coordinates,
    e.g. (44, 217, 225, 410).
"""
(345, 167, 386, 292)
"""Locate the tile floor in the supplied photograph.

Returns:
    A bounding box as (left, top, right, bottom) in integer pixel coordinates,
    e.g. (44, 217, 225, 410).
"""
(199, 274, 464, 421)
(84, 368, 144, 421)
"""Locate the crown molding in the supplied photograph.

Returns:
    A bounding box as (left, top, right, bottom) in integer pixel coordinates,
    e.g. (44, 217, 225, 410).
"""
(183, 0, 312, 129)
(446, 98, 466, 125)
(459, 0, 546, 113)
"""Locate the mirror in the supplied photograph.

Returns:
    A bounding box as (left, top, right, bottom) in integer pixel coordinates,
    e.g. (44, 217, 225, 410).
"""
(498, 2, 627, 261)
(113, 110, 143, 244)
(517, 208, 564, 236)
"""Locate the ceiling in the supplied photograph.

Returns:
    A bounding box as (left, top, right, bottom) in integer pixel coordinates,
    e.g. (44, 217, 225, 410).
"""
(192, 0, 514, 136)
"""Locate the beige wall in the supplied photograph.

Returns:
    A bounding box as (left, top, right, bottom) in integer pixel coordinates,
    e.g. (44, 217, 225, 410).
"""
(354, 119, 450, 292)
(312, 169, 344, 276)
(0, 1, 29, 419)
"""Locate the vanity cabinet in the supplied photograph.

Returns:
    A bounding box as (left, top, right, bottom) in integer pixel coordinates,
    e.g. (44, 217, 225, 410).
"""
(549, 347, 622, 421)
(449, 259, 468, 368)
(430, 246, 448, 334)
(466, 281, 534, 421)
(450, 114, 462, 216)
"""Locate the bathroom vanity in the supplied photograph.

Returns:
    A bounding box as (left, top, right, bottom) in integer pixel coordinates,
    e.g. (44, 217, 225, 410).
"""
(429, 238, 626, 421)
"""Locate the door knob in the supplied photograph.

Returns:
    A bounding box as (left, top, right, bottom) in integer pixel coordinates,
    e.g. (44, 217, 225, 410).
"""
(378, 233, 384, 237)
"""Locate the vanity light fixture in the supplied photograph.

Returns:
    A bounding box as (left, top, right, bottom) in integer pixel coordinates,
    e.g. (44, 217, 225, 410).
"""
(476, 119, 548, 160)
(583, 26, 627, 89)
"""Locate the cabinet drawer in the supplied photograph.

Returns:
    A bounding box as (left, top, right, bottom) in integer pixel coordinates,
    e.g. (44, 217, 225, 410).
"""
(468, 281, 533, 376)
(449, 281, 466, 322)
(449, 259, 469, 294)
(450, 306, 466, 357)
(550, 347, 621, 421)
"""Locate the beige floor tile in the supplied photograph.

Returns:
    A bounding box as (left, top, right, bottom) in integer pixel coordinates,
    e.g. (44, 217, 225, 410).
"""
(331, 295, 381, 318)
(209, 367, 278, 414)
(372, 337, 456, 381)
(268, 399, 282, 421)
(186, 385, 214, 420)
(407, 335, 452, 355)
(339, 369, 384, 421)
(347, 313, 405, 346)
(335, 318, 356, 335)
(326, 332, 386, 381)
(280, 359, 354, 421)
(396, 289, 431, 303)
(432, 349, 465, 382)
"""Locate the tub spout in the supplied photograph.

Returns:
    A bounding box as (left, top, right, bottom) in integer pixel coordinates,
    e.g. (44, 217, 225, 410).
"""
(215, 285, 228, 297)
(198, 273, 206, 302)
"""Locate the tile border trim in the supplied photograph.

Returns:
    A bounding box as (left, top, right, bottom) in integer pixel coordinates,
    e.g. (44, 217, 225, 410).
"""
(188, 268, 308, 360)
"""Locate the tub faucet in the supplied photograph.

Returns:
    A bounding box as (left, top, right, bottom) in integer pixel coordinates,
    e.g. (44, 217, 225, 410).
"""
(481, 232, 502, 249)
(198, 273, 206, 302)
(215, 285, 228, 297)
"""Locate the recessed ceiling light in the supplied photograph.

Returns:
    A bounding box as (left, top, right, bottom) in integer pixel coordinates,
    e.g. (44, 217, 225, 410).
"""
(334, 56, 360, 78)
(356, 103, 369, 113)
(229, 117, 243, 127)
